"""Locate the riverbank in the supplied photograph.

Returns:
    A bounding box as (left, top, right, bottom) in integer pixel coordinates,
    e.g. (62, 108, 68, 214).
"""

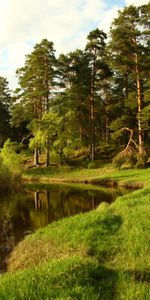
(0, 166, 150, 299)
(23, 163, 150, 187)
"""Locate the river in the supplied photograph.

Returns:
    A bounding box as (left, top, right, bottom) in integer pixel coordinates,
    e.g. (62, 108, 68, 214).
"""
(0, 183, 130, 272)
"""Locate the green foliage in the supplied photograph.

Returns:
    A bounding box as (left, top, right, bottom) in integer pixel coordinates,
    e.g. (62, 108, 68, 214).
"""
(0, 139, 23, 176)
(85, 28, 112, 160)
(29, 130, 45, 150)
(141, 103, 150, 139)
(15, 39, 57, 121)
(0, 164, 12, 191)
(113, 146, 148, 169)
(87, 161, 98, 169)
(0, 76, 11, 146)
(109, 3, 149, 150)
(136, 149, 148, 168)
(7, 3, 149, 162)
(110, 117, 127, 133)
(113, 147, 138, 169)
(0, 2, 148, 167)
(57, 51, 90, 152)
(111, 128, 124, 142)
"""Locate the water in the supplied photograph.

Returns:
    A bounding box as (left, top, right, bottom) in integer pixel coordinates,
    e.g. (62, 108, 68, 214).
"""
(0, 183, 129, 272)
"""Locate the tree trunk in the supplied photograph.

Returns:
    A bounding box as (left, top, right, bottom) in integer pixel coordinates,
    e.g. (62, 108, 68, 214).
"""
(46, 137, 50, 167)
(34, 191, 40, 210)
(34, 148, 39, 166)
(89, 57, 96, 161)
(135, 54, 143, 154)
(78, 111, 82, 144)
(104, 93, 110, 144)
(136, 75, 143, 153)
(132, 27, 143, 154)
(90, 98, 95, 161)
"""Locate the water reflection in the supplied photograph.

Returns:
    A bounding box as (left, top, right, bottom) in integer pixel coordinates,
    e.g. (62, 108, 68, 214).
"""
(0, 183, 129, 271)
(27, 185, 117, 228)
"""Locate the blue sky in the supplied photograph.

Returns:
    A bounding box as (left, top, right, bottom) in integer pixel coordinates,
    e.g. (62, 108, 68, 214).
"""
(0, 0, 148, 90)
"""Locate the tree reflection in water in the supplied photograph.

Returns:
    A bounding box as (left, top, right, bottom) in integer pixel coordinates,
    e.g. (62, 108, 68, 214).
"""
(0, 184, 128, 272)
(0, 203, 15, 272)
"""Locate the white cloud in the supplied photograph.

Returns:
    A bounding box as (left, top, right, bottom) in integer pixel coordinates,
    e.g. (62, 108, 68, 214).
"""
(0, 42, 33, 90)
(0, 0, 107, 51)
(0, 0, 148, 90)
(98, 6, 121, 34)
(125, 0, 149, 5)
(0, 0, 110, 89)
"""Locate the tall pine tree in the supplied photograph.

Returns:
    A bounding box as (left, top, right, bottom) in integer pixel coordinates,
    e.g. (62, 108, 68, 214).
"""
(109, 4, 149, 156)
(13, 39, 57, 165)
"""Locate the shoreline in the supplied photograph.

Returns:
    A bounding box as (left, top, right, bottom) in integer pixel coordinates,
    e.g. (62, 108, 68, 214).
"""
(23, 171, 145, 190)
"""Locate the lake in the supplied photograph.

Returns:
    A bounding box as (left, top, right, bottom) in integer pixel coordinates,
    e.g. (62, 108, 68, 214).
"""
(0, 183, 129, 272)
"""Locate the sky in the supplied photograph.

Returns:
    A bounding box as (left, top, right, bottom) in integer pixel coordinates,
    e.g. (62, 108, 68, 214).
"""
(0, 0, 148, 90)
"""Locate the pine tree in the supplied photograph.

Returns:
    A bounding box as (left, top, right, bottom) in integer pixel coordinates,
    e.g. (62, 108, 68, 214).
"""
(57, 50, 90, 149)
(85, 28, 111, 160)
(13, 39, 57, 165)
(109, 4, 149, 157)
(0, 76, 11, 145)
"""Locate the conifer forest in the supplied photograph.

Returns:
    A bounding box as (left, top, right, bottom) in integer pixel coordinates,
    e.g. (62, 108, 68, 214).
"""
(0, 3, 150, 167)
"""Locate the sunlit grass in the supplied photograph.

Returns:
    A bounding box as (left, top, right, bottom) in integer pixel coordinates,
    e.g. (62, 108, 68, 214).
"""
(0, 160, 150, 299)
(23, 163, 150, 188)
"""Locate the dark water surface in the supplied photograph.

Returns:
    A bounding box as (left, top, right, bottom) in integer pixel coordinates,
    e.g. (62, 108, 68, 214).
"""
(0, 183, 130, 272)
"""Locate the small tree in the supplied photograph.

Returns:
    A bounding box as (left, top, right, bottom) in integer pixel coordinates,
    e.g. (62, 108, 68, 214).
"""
(0, 139, 23, 177)
(0, 76, 11, 146)
(0, 139, 22, 190)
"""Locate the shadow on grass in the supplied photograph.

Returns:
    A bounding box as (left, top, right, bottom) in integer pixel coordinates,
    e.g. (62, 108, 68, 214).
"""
(1, 261, 149, 299)
(0, 261, 119, 300)
(52, 262, 119, 300)
(25, 166, 61, 176)
(81, 212, 123, 263)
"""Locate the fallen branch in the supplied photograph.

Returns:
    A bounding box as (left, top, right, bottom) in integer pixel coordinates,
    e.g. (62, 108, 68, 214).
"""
(121, 127, 139, 152)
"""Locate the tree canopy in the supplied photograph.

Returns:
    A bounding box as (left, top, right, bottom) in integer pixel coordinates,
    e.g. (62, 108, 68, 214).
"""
(1, 2, 150, 167)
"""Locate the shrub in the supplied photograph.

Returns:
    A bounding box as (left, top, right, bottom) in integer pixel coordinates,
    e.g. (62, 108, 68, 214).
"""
(87, 161, 97, 169)
(0, 139, 23, 191)
(113, 147, 137, 169)
(113, 146, 148, 169)
(0, 139, 23, 176)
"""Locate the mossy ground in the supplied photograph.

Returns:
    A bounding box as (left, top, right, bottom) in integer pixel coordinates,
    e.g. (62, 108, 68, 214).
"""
(0, 166, 150, 299)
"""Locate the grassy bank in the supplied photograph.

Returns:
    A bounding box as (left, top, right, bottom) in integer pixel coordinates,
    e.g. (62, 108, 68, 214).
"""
(0, 167, 150, 299)
(23, 163, 150, 187)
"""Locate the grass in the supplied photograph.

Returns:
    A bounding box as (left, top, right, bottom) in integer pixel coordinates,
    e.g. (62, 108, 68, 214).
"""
(0, 164, 150, 299)
(23, 162, 150, 187)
